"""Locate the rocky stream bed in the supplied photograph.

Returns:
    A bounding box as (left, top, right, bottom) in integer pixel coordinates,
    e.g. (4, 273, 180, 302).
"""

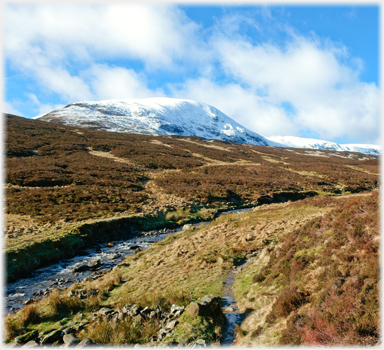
(6, 207, 255, 346)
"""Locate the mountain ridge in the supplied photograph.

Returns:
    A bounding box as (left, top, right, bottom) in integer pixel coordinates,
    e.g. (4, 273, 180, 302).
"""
(37, 97, 380, 155)
(37, 97, 280, 147)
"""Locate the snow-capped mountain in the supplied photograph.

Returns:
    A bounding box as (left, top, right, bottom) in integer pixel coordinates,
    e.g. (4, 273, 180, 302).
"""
(267, 136, 380, 155)
(37, 97, 279, 147)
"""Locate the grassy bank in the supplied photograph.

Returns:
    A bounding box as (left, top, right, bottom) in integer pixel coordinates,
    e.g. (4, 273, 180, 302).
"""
(5, 194, 347, 345)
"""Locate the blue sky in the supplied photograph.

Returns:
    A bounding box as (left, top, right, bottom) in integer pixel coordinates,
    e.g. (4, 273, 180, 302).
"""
(3, 3, 380, 144)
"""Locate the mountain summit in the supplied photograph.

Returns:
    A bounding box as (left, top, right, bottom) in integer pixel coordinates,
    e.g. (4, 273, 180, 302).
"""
(37, 97, 279, 147)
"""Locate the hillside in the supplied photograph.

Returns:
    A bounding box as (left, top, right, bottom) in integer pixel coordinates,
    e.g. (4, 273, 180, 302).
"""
(5, 114, 379, 280)
(4, 113, 380, 346)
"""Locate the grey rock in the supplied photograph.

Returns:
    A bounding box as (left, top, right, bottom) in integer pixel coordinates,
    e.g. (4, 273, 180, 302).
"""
(15, 330, 38, 345)
(165, 320, 179, 330)
(129, 304, 143, 316)
(72, 264, 90, 273)
(98, 307, 113, 316)
(88, 259, 101, 269)
(21, 340, 39, 348)
(41, 330, 64, 344)
(75, 338, 95, 347)
(63, 327, 76, 335)
(63, 334, 80, 346)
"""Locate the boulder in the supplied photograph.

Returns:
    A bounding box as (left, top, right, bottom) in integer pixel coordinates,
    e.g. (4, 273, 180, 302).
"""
(129, 304, 143, 316)
(98, 307, 113, 316)
(63, 334, 80, 346)
(88, 259, 101, 269)
(186, 295, 226, 324)
(41, 330, 64, 344)
(72, 264, 90, 273)
(15, 330, 38, 345)
(76, 338, 95, 347)
(165, 320, 179, 330)
(21, 340, 39, 348)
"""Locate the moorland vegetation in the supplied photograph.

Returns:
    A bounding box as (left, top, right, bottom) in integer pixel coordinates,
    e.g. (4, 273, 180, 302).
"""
(4, 114, 380, 346)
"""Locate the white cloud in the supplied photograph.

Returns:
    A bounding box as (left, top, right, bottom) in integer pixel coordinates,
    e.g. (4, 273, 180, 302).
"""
(84, 64, 164, 100)
(3, 101, 23, 116)
(170, 77, 299, 137)
(206, 31, 380, 143)
(5, 3, 200, 68)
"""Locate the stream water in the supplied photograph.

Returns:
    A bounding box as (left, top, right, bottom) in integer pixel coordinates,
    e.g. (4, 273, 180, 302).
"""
(221, 262, 248, 346)
(5, 207, 253, 315)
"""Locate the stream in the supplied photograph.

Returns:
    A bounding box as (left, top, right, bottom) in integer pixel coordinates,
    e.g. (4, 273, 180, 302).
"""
(5, 207, 253, 315)
(221, 262, 248, 346)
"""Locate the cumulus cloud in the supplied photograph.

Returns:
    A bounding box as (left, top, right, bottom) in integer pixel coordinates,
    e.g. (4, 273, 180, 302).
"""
(170, 77, 299, 137)
(84, 64, 164, 100)
(4, 4, 380, 144)
(5, 3, 200, 67)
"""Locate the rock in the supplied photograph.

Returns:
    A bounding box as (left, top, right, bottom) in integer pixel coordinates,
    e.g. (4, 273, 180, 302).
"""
(224, 306, 235, 312)
(63, 327, 75, 335)
(106, 253, 121, 260)
(195, 339, 206, 347)
(76, 338, 95, 347)
(22, 299, 33, 305)
(129, 245, 141, 250)
(21, 340, 39, 348)
(107, 242, 114, 247)
(186, 295, 226, 324)
(173, 309, 184, 318)
(67, 290, 75, 297)
(63, 334, 80, 346)
(186, 303, 201, 317)
(41, 330, 64, 344)
(98, 307, 113, 316)
(182, 224, 192, 230)
(140, 306, 152, 318)
(72, 264, 90, 273)
(157, 328, 168, 340)
(121, 304, 132, 314)
(15, 331, 38, 345)
(88, 259, 101, 269)
(129, 304, 143, 316)
(165, 320, 179, 330)
(149, 309, 161, 319)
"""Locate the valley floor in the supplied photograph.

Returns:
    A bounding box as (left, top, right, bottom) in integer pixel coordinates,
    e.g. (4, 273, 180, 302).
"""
(5, 191, 379, 346)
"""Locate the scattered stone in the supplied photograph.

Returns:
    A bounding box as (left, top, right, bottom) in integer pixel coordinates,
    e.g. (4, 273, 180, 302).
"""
(22, 299, 33, 305)
(41, 330, 64, 344)
(21, 340, 39, 348)
(63, 334, 80, 346)
(88, 259, 101, 269)
(129, 304, 143, 316)
(15, 331, 38, 345)
(182, 224, 192, 230)
(224, 306, 235, 312)
(165, 320, 179, 330)
(76, 338, 95, 347)
(98, 307, 113, 316)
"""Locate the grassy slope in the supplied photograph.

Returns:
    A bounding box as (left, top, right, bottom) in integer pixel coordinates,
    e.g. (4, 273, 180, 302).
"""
(5, 115, 379, 279)
(233, 191, 379, 346)
(6, 194, 341, 344)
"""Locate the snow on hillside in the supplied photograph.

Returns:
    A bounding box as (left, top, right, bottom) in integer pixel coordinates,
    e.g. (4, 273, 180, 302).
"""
(267, 136, 380, 155)
(37, 97, 280, 147)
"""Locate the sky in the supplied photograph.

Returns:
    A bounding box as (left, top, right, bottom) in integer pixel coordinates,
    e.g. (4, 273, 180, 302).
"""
(3, 2, 380, 145)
